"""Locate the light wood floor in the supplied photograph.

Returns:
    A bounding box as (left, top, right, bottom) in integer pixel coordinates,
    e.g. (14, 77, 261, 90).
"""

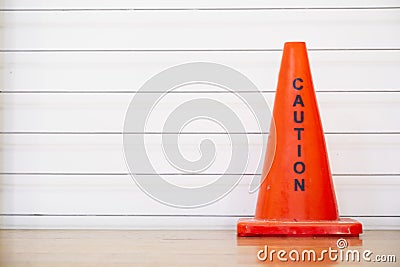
(0, 230, 398, 266)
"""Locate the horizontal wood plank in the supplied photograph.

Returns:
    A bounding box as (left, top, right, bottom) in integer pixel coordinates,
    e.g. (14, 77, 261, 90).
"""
(0, 175, 399, 216)
(0, 216, 399, 230)
(1, 0, 399, 9)
(1, 51, 400, 92)
(1, 92, 399, 132)
(0, 134, 399, 174)
(1, 10, 399, 50)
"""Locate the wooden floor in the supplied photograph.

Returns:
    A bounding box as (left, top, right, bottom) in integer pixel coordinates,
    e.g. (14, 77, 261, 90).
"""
(0, 230, 398, 266)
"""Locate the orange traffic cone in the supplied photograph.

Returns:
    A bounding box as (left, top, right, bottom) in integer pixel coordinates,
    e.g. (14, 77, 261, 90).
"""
(237, 42, 362, 236)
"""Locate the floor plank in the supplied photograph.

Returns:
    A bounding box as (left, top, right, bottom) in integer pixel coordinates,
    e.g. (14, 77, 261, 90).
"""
(0, 230, 398, 266)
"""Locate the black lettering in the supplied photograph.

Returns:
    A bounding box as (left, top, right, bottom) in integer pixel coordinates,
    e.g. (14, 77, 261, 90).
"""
(295, 179, 305, 191)
(293, 78, 305, 192)
(293, 78, 304, 90)
(293, 95, 304, 107)
(294, 110, 304, 123)
(294, 162, 305, 174)
(293, 128, 304, 140)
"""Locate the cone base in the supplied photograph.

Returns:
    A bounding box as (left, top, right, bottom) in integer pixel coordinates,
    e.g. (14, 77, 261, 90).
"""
(237, 218, 362, 237)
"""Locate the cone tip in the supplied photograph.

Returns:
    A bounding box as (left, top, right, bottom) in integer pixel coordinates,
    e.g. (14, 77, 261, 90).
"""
(283, 42, 307, 55)
(284, 42, 307, 49)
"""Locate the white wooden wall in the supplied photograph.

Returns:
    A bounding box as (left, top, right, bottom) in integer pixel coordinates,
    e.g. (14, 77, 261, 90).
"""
(0, 0, 399, 229)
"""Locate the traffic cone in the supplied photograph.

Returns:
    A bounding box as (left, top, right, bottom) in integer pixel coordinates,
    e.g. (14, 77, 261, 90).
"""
(237, 42, 363, 236)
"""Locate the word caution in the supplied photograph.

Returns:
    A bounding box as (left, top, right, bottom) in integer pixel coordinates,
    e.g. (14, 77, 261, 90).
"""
(293, 78, 305, 192)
